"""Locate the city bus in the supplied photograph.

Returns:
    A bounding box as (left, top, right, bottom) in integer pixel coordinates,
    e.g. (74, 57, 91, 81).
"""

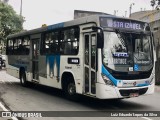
(6, 15, 155, 99)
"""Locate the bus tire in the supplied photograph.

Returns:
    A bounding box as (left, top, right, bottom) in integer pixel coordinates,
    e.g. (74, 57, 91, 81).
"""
(62, 72, 79, 100)
(65, 81, 78, 100)
(20, 72, 28, 87)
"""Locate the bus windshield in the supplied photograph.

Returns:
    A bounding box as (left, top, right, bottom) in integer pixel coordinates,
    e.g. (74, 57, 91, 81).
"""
(102, 30, 153, 72)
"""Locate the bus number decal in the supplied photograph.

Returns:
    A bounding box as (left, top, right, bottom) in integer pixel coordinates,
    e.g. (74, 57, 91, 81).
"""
(68, 58, 80, 64)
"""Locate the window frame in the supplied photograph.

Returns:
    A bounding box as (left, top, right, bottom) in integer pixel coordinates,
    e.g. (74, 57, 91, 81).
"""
(40, 26, 80, 55)
(6, 36, 30, 55)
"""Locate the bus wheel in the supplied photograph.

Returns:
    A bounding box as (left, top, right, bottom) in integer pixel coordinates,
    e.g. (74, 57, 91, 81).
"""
(67, 82, 76, 96)
(20, 72, 28, 87)
(65, 82, 78, 100)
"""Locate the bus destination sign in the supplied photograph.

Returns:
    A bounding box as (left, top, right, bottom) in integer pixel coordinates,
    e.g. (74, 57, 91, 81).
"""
(100, 17, 146, 30)
(112, 21, 141, 30)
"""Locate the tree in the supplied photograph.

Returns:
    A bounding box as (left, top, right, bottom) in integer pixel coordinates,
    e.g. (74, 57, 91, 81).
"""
(151, 0, 160, 9)
(0, 1, 24, 43)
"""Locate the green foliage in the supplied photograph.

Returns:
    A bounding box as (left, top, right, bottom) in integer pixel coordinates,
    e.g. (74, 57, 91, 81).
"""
(151, 0, 160, 9)
(0, 2, 24, 43)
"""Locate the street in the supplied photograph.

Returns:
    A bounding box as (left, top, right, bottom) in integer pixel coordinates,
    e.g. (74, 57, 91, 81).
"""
(0, 70, 160, 120)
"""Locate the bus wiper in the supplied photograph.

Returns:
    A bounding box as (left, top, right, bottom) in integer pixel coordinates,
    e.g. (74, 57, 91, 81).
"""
(137, 46, 140, 57)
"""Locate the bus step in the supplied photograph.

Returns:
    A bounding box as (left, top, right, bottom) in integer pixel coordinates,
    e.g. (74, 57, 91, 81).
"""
(83, 93, 96, 98)
(31, 79, 39, 83)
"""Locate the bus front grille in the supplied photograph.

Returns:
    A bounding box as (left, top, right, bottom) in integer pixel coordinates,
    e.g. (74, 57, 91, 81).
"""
(119, 88, 148, 97)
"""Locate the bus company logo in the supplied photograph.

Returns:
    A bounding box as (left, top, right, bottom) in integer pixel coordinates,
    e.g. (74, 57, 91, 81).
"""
(117, 80, 123, 86)
(123, 81, 136, 86)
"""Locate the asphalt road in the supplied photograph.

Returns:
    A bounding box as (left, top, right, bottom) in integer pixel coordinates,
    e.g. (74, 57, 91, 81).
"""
(0, 70, 160, 120)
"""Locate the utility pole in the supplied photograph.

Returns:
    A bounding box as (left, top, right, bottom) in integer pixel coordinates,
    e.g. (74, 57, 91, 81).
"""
(129, 3, 135, 17)
(20, 0, 22, 16)
(125, 11, 127, 17)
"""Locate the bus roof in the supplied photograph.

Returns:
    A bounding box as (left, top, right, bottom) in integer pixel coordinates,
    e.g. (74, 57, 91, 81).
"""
(7, 14, 148, 39)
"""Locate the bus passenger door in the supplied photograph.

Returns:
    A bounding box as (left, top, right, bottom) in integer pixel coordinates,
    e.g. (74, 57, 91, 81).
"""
(31, 39, 40, 81)
(84, 33, 97, 95)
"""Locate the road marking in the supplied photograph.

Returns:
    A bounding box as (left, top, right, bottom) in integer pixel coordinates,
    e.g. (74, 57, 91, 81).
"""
(141, 117, 153, 120)
(0, 101, 19, 120)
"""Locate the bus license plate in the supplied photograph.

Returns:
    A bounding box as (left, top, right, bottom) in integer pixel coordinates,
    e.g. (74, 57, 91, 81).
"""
(130, 93, 139, 97)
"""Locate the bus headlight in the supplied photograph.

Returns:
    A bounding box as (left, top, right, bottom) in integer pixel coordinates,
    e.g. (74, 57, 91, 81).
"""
(149, 75, 154, 84)
(101, 74, 114, 86)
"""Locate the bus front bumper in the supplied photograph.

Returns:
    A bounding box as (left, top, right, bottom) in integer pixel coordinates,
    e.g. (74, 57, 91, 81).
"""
(96, 82, 154, 99)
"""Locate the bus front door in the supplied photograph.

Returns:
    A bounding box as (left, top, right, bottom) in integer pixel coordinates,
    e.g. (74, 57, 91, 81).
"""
(31, 39, 39, 81)
(84, 33, 97, 95)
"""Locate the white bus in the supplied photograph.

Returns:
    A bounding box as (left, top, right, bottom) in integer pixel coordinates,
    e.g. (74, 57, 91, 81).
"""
(6, 15, 155, 99)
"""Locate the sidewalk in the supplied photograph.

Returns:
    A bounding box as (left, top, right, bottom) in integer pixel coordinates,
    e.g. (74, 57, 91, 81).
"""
(155, 85, 160, 92)
(0, 70, 17, 120)
(0, 70, 19, 82)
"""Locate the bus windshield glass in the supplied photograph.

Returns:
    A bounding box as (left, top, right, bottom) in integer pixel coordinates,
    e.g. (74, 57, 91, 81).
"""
(102, 31, 153, 72)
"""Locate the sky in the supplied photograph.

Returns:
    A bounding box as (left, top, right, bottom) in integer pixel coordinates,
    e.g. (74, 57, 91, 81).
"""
(8, 0, 153, 30)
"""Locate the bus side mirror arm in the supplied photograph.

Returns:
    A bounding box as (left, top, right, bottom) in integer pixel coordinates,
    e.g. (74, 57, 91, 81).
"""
(151, 32, 157, 62)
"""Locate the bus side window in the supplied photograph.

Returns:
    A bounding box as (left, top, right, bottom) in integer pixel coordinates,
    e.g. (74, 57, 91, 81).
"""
(10, 37, 30, 55)
(13, 39, 18, 55)
(18, 40, 24, 51)
(50, 32, 59, 53)
(23, 37, 30, 55)
(43, 32, 59, 54)
(7, 40, 14, 55)
(45, 33, 50, 54)
(41, 26, 79, 55)
(72, 28, 79, 54)
(59, 31, 65, 54)
(62, 28, 79, 55)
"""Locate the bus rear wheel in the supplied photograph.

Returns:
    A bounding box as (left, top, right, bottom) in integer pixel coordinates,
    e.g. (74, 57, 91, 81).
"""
(20, 72, 28, 87)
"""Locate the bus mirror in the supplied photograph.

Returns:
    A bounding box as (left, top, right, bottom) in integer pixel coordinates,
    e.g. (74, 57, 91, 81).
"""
(151, 32, 155, 49)
(97, 33, 104, 48)
(91, 26, 104, 48)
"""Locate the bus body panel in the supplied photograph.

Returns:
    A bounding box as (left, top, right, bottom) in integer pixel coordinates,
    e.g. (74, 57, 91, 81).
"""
(6, 55, 30, 79)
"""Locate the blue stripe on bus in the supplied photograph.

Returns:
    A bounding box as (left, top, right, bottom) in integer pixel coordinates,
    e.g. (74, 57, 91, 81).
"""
(136, 83, 150, 87)
(102, 65, 150, 87)
(102, 65, 118, 86)
(47, 23, 64, 30)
